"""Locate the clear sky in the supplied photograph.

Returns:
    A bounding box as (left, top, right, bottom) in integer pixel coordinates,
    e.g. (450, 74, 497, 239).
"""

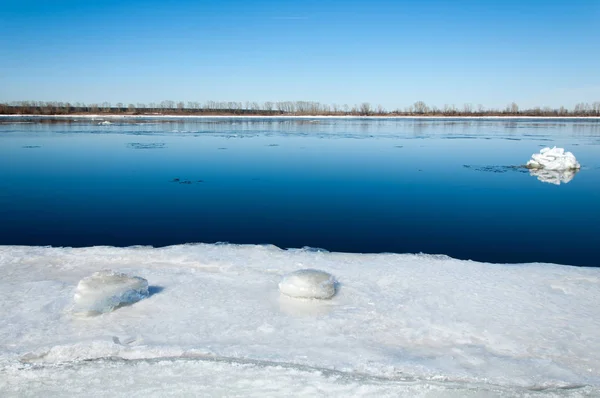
(1, 0, 598, 110)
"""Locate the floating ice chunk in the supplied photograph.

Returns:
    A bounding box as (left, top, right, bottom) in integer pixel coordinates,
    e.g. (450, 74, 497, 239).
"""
(278, 269, 337, 299)
(98, 121, 112, 125)
(73, 270, 149, 315)
(529, 168, 578, 185)
(526, 147, 580, 171)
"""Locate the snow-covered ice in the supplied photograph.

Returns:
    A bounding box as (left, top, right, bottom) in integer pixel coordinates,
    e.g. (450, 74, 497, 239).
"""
(1, 244, 600, 396)
(526, 147, 581, 171)
(72, 270, 149, 316)
(279, 269, 337, 299)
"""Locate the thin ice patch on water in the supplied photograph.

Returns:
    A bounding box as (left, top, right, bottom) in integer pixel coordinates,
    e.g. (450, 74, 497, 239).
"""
(126, 142, 166, 149)
(170, 178, 205, 184)
(462, 165, 529, 174)
(440, 135, 479, 140)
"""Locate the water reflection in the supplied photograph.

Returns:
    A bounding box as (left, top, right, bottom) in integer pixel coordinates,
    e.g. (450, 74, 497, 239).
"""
(2, 116, 599, 140)
(529, 168, 579, 185)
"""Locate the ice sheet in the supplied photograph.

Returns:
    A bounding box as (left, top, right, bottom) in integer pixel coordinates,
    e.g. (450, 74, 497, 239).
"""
(1, 244, 600, 395)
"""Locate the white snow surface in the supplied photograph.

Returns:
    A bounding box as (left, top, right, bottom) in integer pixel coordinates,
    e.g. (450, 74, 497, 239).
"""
(279, 269, 337, 299)
(526, 147, 581, 171)
(1, 244, 600, 396)
(73, 270, 149, 315)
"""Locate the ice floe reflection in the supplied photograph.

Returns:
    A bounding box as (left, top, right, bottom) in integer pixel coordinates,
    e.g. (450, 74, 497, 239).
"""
(529, 168, 579, 185)
(463, 164, 579, 185)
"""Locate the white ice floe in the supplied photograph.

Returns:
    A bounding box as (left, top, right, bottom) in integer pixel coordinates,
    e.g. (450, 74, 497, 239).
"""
(279, 269, 337, 299)
(529, 168, 578, 185)
(526, 147, 581, 170)
(98, 120, 112, 125)
(1, 244, 600, 395)
(73, 270, 149, 315)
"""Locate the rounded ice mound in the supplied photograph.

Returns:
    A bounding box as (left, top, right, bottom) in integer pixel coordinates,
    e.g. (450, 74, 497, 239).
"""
(278, 269, 337, 299)
(526, 147, 580, 171)
(73, 270, 149, 316)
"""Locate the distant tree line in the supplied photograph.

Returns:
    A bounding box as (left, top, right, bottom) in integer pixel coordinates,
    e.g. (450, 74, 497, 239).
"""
(1, 100, 599, 117)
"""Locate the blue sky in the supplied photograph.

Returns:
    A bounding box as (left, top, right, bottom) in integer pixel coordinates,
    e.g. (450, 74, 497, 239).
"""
(1, 0, 598, 110)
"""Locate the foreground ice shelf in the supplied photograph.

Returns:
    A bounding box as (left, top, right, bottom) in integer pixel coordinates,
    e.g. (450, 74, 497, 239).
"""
(1, 243, 600, 396)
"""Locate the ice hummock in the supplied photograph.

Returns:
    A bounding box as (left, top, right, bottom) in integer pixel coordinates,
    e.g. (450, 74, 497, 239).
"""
(73, 270, 149, 315)
(526, 147, 581, 171)
(279, 269, 337, 299)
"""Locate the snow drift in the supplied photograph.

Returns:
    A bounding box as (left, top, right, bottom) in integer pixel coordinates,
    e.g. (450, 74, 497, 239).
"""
(526, 147, 581, 171)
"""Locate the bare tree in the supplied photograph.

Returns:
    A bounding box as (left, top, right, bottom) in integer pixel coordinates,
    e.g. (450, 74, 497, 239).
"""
(360, 102, 372, 115)
(413, 101, 428, 114)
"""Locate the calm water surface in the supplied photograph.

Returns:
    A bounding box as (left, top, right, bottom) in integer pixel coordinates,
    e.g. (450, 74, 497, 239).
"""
(1, 117, 599, 266)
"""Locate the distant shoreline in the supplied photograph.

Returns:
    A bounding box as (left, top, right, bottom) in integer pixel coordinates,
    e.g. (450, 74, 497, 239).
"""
(2, 114, 600, 120)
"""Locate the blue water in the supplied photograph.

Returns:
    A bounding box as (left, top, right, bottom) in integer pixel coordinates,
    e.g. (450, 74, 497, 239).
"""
(1, 117, 599, 266)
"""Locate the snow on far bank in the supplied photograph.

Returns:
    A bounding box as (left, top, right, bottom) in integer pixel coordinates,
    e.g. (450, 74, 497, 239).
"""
(2, 114, 600, 120)
(1, 244, 600, 395)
